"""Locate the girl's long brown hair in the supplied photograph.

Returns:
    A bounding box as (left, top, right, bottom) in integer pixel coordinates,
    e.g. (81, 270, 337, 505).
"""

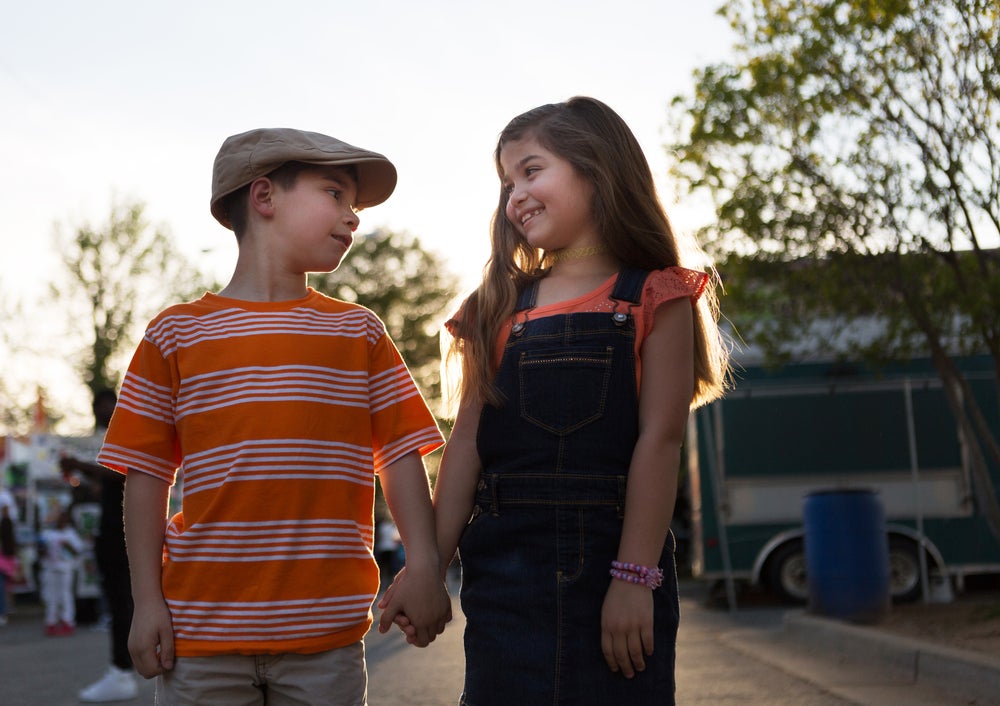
(449, 96, 730, 410)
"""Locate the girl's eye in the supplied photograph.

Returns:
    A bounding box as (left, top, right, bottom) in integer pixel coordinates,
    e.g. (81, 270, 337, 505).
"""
(327, 189, 342, 200)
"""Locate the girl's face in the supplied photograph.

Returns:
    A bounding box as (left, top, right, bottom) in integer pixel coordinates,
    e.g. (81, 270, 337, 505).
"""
(499, 136, 600, 252)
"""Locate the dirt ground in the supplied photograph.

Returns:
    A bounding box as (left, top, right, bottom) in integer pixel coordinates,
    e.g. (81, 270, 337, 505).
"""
(703, 574, 1000, 659)
(874, 583, 1000, 658)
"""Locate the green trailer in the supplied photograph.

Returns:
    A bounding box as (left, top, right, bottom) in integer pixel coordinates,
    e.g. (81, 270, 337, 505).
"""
(687, 354, 1000, 605)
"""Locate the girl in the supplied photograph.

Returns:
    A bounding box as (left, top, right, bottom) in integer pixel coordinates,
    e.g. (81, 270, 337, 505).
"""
(433, 97, 730, 705)
(39, 508, 84, 636)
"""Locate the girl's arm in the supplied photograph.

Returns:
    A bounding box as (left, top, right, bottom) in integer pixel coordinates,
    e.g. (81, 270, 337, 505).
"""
(56, 527, 85, 555)
(433, 398, 484, 578)
(601, 297, 694, 678)
(376, 451, 451, 646)
(124, 471, 174, 678)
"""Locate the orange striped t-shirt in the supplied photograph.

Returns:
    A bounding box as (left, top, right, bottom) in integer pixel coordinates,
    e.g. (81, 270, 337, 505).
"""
(98, 289, 443, 657)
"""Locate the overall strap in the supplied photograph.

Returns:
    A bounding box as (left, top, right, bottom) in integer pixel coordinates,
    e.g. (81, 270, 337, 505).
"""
(515, 269, 649, 313)
(514, 278, 540, 313)
(609, 268, 650, 306)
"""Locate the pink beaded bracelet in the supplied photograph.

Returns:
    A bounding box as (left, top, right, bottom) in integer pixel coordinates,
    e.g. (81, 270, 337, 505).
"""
(609, 561, 664, 589)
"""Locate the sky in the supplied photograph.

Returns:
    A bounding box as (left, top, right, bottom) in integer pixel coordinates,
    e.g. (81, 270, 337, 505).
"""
(0, 0, 736, 432)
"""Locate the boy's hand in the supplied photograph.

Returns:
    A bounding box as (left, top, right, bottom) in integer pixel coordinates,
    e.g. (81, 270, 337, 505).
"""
(128, 598, 175, 678)
(376, 563, 451, 647)
(600, 580, 654, 678)
(376, 568, 418, 642)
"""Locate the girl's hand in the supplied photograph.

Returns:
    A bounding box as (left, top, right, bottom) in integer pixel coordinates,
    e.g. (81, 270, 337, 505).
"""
(600, 579, 654, 678)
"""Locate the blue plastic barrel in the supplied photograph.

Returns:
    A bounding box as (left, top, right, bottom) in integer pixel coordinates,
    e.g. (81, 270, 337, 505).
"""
(803, 488, 890, 623)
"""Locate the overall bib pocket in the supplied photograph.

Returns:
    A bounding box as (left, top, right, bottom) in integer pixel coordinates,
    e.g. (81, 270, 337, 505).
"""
(517, 346, 613, 434)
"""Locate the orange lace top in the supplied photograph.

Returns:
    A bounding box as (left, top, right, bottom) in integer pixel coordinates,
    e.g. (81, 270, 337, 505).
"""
(449, 266, 708, 387)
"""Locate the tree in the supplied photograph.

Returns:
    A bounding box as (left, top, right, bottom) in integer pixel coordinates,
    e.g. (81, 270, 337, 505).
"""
(52, 198, 217, 400)
(311, 229, 459, 508)
(667, 0, 1000, 537)
(311, 228, 461, 411)
(0, 283, 37, 432)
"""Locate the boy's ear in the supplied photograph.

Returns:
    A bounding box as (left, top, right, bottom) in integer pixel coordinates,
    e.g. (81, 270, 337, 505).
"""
(248, 177, 276, 219)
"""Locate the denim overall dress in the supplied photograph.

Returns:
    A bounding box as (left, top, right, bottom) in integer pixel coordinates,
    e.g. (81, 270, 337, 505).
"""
(458, 269, 680, 706)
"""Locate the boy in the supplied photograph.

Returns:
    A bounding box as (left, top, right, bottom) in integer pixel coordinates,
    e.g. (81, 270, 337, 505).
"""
(97, 128, 451, 704)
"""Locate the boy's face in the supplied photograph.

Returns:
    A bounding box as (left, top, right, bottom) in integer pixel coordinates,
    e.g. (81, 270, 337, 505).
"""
(269, 166, 361, 274)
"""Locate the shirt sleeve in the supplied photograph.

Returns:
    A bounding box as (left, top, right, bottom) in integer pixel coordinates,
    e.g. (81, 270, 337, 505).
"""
(368, 330, 444, 474)
(642, 266, 709, 323)
(98, 333, 181, 484)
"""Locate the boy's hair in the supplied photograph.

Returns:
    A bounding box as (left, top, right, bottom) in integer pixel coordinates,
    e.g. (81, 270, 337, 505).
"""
(450, 96, 730, 409)
(210, 127, 396, 231)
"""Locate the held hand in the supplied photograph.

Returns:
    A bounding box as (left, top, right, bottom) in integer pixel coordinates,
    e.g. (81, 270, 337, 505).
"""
(377, 563, 451, 647)
(376, 566, 401, 612)
(600, 579, 655, 678)
(376, 568, 417, 642)
(128, 599, 175, 678)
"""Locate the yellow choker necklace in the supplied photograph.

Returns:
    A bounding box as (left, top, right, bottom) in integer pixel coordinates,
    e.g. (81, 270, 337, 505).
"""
(548, 244, 609, 262)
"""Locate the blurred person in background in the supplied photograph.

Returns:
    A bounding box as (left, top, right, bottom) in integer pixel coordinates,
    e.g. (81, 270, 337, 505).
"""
(61, 389, 138, 702)
(39, 508, 84, 635)
(0, 504, 20, 626)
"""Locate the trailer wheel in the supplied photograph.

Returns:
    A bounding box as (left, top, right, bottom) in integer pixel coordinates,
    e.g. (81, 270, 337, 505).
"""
(766, 541, 809, 604)
(888, 538, 922, 603)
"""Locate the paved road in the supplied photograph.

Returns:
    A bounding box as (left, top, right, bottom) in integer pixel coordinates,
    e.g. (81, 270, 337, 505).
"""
(0, 580, 989, 705)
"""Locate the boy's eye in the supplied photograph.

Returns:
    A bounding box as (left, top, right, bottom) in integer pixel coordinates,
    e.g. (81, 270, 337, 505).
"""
(327, 189, 358, 213)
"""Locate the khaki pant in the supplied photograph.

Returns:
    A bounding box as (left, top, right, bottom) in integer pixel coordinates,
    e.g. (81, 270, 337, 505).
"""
(155, 641, 366, 705)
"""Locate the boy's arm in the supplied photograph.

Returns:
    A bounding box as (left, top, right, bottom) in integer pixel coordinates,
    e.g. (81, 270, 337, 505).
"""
(124, 471, 175, 678)
(378, 398, 482, 637)
(375, 451, 451, 646)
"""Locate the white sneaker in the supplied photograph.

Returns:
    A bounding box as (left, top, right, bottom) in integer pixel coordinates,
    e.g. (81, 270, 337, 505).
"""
(78, 666, 139, 702)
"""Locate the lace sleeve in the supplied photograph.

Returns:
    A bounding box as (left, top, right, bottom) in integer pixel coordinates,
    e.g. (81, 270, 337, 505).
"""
(639, 267, 708, 341)
(642, 266, 708, 320)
